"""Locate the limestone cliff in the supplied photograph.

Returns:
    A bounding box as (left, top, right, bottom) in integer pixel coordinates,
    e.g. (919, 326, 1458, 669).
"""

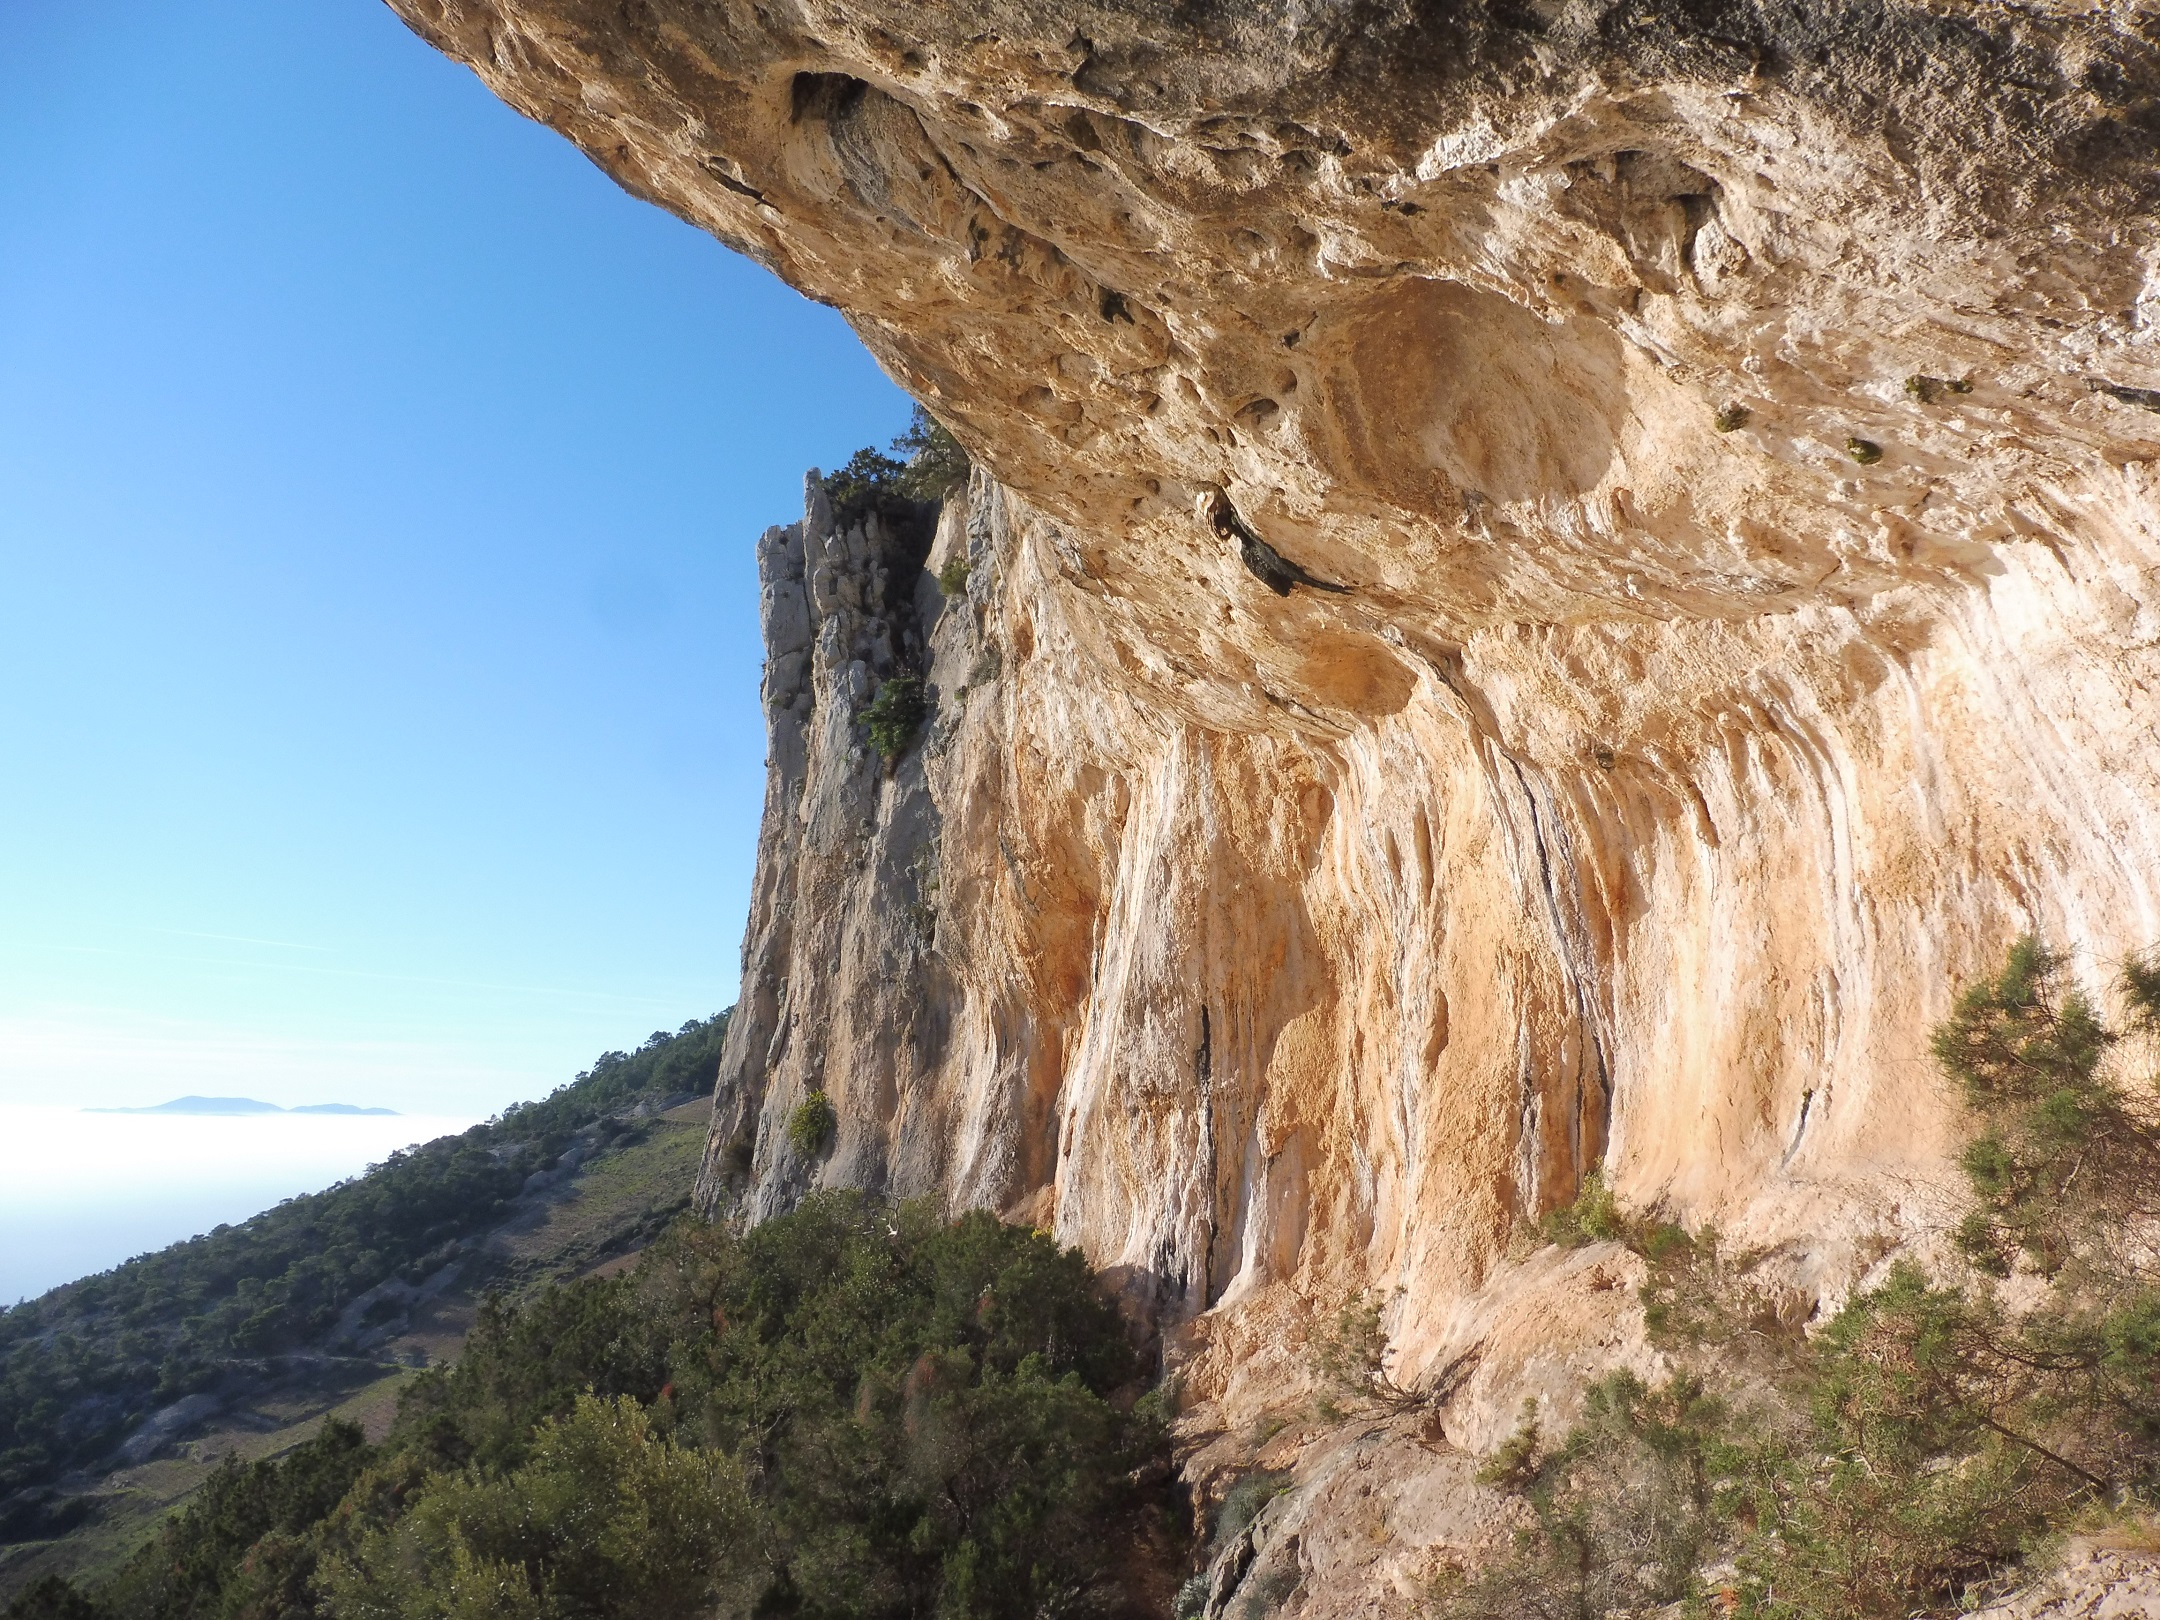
(388, 0, 2160, 1606)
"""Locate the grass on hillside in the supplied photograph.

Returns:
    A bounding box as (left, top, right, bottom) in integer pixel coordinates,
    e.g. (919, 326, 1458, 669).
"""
(490, 1100, 710, 1291)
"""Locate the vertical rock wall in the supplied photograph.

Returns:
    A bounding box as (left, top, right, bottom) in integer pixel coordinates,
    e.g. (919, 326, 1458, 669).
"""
(697, 452, 2160, 1393)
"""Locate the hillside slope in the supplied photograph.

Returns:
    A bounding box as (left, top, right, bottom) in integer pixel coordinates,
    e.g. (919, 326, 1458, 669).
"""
(0, 1018, 726, 1600)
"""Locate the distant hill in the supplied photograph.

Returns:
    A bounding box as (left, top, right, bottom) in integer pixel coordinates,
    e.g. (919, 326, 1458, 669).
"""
(0, 1013, 729, 1593)
(86, 1098, 398, 1117)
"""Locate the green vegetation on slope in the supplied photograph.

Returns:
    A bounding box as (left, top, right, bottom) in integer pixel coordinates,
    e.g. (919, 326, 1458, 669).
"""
(1442, 938, 2160, 1620)
(0, 1019, 729, 1548)
(11, 1195, 1168, 1620)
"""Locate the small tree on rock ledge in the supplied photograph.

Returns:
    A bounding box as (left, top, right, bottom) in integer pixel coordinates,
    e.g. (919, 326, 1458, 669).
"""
(861, 674, 928, 766)
(786, 1090, 836, 1159)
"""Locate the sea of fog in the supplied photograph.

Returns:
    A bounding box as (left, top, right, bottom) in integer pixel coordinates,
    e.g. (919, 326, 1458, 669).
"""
(0, 1106, 481, 1305)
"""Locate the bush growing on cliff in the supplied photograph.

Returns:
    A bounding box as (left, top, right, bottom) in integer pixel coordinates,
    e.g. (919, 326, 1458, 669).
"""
(1310, 1290, 1424, 1415)
(1451, 1372, 1733, 1620)
(1443, 938, 2160, 1620)
(1725, 939, 2160, 1618)
(861, 675, 928, 764)
(820, 406, 970, 526)
(1533, 1171, 1629, 1249)
(821, 446, 907, 525)
(1210, 1471, 1290, 1558)
(784, 1089, 836, 1158)
(893, 405, 969, 502)
(1933, 936, 2160, 1280)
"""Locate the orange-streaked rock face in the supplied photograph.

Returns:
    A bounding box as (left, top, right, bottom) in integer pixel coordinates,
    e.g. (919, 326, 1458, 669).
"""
(389, 1, 2160, 1604)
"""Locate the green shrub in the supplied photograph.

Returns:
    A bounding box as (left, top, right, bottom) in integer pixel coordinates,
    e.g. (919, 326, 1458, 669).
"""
(1730, 1261, 2082, 1620)
(936, 554, 972, 596)
(390, 1277, 672, 1479)
(821, 446, 907, 525)
(1448, 1372, 1733, 1620)
(1309, 1291, 1418, 1412)
(1537, 1171, 1628, 1248)
(319, 1394, 752, 1620)
(819, 406, 969, 527)
(893, 405, 969, 502)
(600, 1195, 1156, 1618)
(1473, 1400, 1542, 1493)
(717, 1130, 755, 1186)
(785, 1090, 837, 1159)
(861, 676, 928, 764)
(1716, 937, 2160, 1617)
(1930, 936, 2151, 1278)
(1213, 1472, 1289, 1549)
(3, 1580, 105, 1620)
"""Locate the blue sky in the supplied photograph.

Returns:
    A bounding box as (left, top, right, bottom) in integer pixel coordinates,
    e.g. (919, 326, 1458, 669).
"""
(0, 1, 914, 1115)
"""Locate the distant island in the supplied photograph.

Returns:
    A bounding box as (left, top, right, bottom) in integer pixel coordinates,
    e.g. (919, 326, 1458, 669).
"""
(86, 1096, 400, 1116)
